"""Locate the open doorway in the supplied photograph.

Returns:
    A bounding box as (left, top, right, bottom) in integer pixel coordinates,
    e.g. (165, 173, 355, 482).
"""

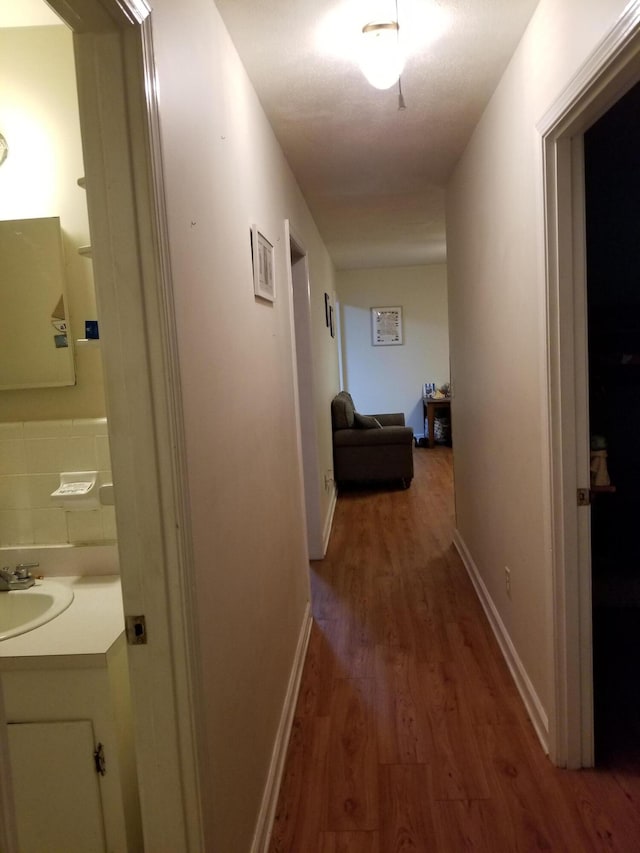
(540, 3, 640, 769)
(584, 80, 640, 765)
(1, 2, 202, 850)
(286, 222, 325, 559)
(0, 11, 141, 851)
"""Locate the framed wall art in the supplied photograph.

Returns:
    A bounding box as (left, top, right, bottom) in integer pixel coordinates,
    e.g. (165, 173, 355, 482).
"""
(251, 225, 275, 302)
(371, 306, 403, 346)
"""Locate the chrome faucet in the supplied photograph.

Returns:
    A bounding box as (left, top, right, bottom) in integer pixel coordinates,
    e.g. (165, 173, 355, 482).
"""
(0, 562, 39, 591)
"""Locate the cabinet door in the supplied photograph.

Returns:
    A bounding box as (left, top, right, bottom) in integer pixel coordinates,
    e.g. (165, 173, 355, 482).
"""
(8, 720, 106, 853)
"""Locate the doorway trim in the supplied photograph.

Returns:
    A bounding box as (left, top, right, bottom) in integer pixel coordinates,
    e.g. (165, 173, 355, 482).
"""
(40, 1, 205, 849)
(285, 220, 325, 558)
(539, 0, 640, 768)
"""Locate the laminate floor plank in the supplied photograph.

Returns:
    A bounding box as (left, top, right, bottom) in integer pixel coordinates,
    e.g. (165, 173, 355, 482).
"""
(318, 831, 380, 853)
(325, 678, 378, 832)
(379, 764, 437, 853)
(433, 798, 515, 852)
(269, 715, 330, 853)
(268, 447, 640, 852)
(554, 768, 640, 852)
(476, 722, 596, 852)
(372, 575, 416, 653)
(423, 660, 491, 801)
(406, 570, 453, 663)
(295, 619, 340, 718)
(516, 716, 640, 852)
(375, 646, 435, 765)
(446, 617, 522, 726)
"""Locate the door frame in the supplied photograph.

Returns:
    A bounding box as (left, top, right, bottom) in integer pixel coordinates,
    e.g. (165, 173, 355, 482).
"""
(285, 220, 325, 558)
(0, 1, 205, 849)
(539, 0, 640, 768)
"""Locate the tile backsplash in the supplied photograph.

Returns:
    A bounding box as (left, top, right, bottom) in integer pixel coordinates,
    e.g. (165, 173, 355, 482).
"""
(0, 418, 116, 547)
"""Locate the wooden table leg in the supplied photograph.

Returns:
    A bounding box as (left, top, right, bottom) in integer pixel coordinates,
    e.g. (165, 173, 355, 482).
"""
(428, 404, 436, 449)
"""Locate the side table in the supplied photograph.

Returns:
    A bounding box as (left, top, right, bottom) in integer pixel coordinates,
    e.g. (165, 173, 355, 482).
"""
(423, 397, 451, 448)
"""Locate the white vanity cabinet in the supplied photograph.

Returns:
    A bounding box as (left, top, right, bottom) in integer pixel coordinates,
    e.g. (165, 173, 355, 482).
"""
(8, 720, 112, 852)
(0, 577, 142, 853)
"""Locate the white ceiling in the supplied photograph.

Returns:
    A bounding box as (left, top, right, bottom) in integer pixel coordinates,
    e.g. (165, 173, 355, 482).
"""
(215, 0, 539, 269)
(1, 0, 540, 270)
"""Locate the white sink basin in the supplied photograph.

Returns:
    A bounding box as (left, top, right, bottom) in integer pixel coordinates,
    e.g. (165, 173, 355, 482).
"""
(0, 581, 74, 641)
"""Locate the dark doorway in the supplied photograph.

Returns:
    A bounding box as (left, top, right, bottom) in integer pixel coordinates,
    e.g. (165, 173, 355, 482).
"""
(584, 80, 640, 765)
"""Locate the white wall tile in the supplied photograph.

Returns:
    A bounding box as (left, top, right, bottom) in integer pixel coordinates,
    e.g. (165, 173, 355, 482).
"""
(66, 510, 103, 544)
(24, 438, 64, 474)
(72, 418, 108, 436)
(100, 506, 118, 540)
(0, 510, 33, 546)
(0, 423, 24, 439)
(61, 436, 97, 471)
(23, 420, 73, 439)
(0, 440, 26, 475)
(95, 435, 111, 470)
(32, 508, 68, 544)
(0, 419, 116, 546)
(0, 476, 30, 510)
(28, 474, 60, 509)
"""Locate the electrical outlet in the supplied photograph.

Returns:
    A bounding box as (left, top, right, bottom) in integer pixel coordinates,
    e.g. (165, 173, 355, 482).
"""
(505, 566, 511, 599)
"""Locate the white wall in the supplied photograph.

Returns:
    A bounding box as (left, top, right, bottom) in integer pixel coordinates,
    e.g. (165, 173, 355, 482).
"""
(0, 26, 105, 421)
(150, 1, 338, 849)
(337, 264, 449, 434)
(446, 0, 629, 732)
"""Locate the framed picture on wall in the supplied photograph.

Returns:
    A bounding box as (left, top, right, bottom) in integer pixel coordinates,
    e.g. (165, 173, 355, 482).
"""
(371, 306, 403, 346)
(324, 292, 331, 327)
(329, 304, 335, 338)
(251, 225, 275, 302)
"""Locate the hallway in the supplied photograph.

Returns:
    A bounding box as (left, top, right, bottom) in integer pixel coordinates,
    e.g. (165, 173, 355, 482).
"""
(269, 448, 640, 852)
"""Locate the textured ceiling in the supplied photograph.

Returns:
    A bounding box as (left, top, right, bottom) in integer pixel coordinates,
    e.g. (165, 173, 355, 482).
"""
(215, 0, 539, 269)
(2, 0, 540, 269)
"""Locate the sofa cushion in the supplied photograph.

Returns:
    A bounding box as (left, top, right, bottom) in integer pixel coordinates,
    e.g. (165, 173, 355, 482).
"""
(333, 425, 414, 447)
(354, 412, 382, 429)
(331, 391, 355, 430)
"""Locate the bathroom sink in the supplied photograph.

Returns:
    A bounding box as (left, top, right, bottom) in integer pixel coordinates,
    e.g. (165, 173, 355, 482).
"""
(0, 581, 74, 641)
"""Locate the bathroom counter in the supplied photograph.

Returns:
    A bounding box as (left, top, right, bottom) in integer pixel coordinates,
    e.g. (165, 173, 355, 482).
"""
(0, 575, 124, 668)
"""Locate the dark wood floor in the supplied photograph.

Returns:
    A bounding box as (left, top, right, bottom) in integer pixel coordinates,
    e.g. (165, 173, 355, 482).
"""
(269, 447, 640, 852)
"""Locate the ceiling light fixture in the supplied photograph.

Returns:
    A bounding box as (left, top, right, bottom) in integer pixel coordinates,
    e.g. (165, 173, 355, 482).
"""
(359, 19, 405, 90)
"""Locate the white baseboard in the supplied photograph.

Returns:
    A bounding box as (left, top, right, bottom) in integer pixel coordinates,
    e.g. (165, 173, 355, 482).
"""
(309, 486, 336, 560)
(251, 603, 312, 853)
(321, 485, 337, 556)
(453, 530, 549, 752)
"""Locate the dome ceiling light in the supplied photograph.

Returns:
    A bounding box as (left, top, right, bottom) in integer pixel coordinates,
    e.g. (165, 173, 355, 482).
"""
(358, 0, 407, 109)
(359, 20, 404, 90)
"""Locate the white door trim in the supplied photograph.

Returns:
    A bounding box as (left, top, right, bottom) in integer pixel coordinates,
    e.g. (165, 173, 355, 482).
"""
(285, 220, 325, 559)
(539, 0, 640, 768)
(45, 1, 204, 848)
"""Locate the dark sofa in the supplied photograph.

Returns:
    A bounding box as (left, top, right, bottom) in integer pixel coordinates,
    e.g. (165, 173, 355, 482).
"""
(331, 391, 414, 488)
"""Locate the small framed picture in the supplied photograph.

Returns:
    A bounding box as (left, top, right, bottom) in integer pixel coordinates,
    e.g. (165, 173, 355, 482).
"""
(324, 292, 330, 327)
(251, 225, 275, 302)
(371, 306, 403, 346)
(329, 304, 335, 338)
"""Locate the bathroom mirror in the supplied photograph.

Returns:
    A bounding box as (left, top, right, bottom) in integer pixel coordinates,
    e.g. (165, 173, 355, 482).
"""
(0, 217, 76, 390)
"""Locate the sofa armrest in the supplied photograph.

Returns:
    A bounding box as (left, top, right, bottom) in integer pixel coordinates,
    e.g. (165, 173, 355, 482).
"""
(370, 412, 405, 427)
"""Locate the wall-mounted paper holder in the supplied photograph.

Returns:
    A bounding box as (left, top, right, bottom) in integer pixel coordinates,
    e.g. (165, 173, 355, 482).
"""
(51, 471, 100, 510)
